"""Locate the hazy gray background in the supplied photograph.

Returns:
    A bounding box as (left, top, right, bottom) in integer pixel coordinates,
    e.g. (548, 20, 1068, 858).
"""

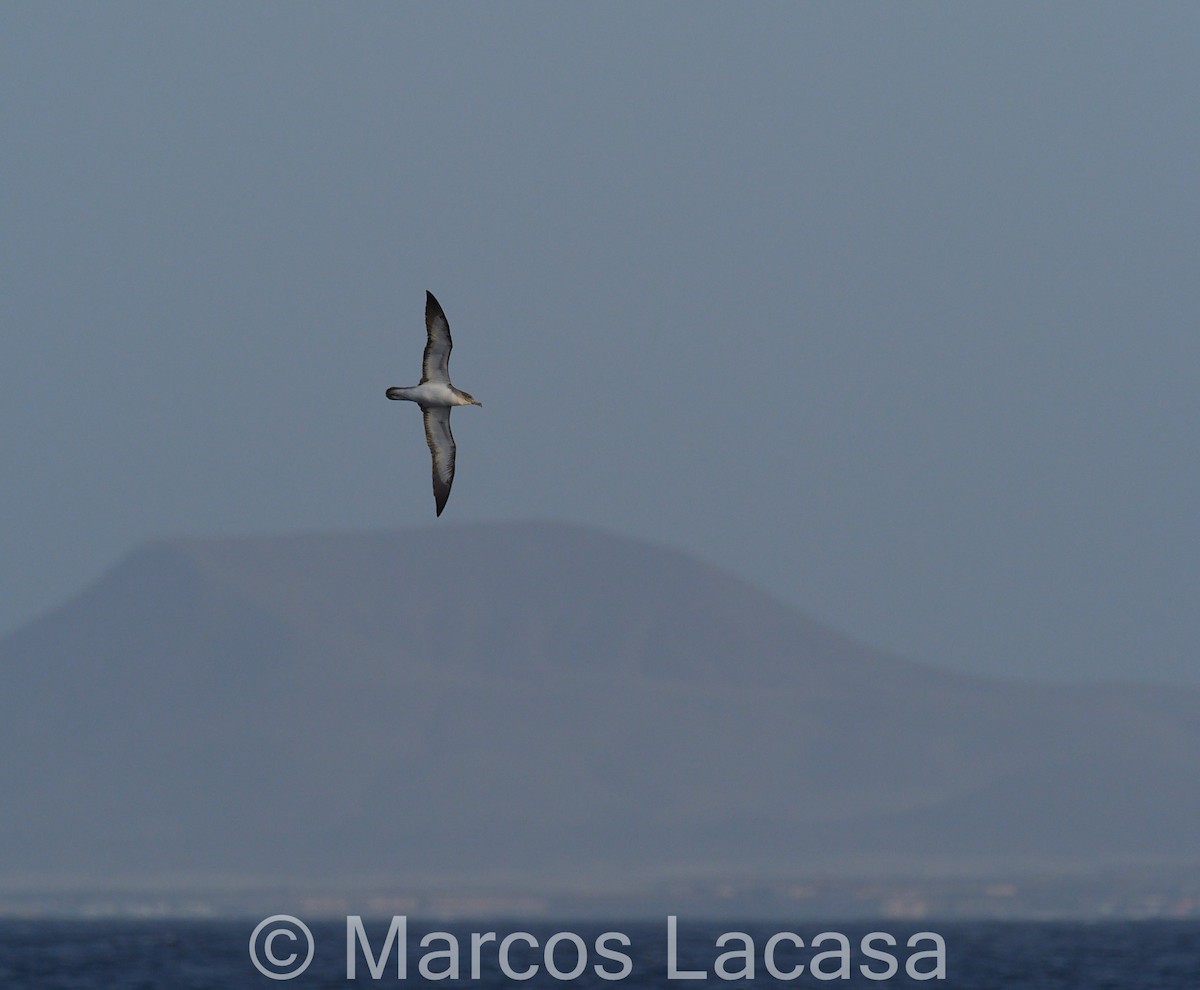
(3, 3, 1197, 685)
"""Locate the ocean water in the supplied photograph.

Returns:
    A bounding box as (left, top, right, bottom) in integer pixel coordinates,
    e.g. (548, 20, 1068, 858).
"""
(0, 918, 1195, 989)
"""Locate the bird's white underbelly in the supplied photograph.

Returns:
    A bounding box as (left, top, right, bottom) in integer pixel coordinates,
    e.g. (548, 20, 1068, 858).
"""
(391, 382, 462, 407)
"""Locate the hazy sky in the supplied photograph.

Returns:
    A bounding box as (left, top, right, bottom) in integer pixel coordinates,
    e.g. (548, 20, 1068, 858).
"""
(3, 4, 1198, 685)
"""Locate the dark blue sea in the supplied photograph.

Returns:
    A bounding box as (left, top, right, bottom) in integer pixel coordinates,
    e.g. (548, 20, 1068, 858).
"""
(0, 918, 1196, 989)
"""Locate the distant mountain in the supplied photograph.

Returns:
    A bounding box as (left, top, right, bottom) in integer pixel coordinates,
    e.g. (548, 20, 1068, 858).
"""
(2, 521, 1197, 897)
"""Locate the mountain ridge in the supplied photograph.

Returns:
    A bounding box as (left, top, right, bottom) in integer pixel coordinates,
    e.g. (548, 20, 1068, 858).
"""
(2, 520, 1196, 894)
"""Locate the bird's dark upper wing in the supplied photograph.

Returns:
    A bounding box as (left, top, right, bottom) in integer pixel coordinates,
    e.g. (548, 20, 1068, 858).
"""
(421, 290, 453, 385)
(422, 406, 456, 516)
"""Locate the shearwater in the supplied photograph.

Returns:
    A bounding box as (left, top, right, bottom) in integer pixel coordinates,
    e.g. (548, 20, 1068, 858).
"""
(385, 291, 482, 516)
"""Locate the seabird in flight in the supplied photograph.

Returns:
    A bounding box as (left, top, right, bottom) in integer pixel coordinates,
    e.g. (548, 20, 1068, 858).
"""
(386, 291, 482, 516)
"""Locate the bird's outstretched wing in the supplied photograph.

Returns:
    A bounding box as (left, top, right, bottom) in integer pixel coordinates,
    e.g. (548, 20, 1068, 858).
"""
(423, 406, 456, 516)
(421, 290, 453, 385)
